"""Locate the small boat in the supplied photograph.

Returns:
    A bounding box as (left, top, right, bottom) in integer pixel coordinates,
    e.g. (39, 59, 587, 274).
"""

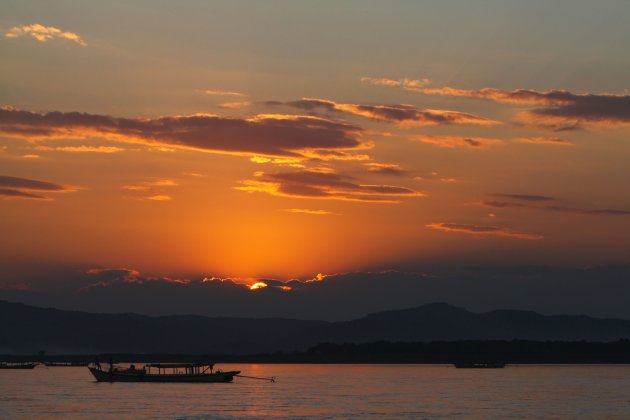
(88, 362, 240, 383)
(454, 362, 506, 369)
(0, 362, 38, 369)
(44, 361, 89, 367)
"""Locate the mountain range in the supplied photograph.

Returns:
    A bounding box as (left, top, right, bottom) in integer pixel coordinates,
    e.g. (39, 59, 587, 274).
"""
(2, 300, 630, 354)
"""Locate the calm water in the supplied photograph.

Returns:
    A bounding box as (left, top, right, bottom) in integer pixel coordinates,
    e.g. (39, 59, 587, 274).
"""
(1, 364, 630, 419)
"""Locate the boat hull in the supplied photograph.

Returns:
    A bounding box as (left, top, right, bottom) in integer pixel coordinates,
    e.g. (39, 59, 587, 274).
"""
(88, 367, 240, 383)
(0, 363, 38, 369)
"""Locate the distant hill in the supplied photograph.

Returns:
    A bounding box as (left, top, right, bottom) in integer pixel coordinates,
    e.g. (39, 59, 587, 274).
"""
(2, 300, 630, 354)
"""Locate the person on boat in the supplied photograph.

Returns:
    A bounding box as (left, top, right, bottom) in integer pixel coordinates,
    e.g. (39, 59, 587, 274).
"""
(93, 356, 101, 370)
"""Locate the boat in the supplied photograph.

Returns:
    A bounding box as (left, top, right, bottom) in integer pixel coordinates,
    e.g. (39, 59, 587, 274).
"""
(44, 361, 89, 367)
(0, 362, 38, 369)
(88, 362, 240, 383)
(454, 362, 506, 369)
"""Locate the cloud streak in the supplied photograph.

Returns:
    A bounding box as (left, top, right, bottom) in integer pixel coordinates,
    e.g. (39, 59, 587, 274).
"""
(477, 194, 630, 216)
(363, 163, 408, 176)
(412, 135, 572, 149)
(413, 135, 503, 149)
(205, 90, 246, 97)
(427, 222, 543, 240)
(236, 169, 423, 203)
(495, 193, 555, 202)
(283, 208, 333, 215)
(0, 107, 366, 159)
(0, 175, 73, 200)
(360, 77, 430, 90)
(5, 24, 86, 46)
(269, 98, 498, 126)
(420, 87, 630, 129)
(34, 145, 125, 153)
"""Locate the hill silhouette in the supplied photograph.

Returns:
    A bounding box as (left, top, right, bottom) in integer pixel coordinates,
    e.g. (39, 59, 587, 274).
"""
(2, 300, 630, 354)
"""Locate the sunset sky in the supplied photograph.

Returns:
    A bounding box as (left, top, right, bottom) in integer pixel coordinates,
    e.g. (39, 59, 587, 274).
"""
(2, 1, 630, 318)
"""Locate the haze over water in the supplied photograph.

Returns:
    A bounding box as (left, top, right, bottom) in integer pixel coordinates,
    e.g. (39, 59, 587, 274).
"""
(2, 364, 630, 418)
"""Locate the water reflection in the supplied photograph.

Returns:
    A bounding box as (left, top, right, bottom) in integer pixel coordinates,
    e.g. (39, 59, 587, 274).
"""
(1, 364, 629, 418)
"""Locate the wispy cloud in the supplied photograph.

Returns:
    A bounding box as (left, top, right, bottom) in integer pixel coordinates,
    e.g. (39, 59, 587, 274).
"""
(360, 76, 430, 90)
(205, 89, 245, 97)
(268, 98, 498, 126)
(427, 222, 543, 240)
(122, 179, 177, 201)
(0, 175, 74, 200)
(218, 101, 251, 109)
(236, 169, 423, 203)
(145, 195, 172, 201)
(413, 135, 503, 149)
(283, 208, 333, 215)
(495, 193, 555, 202)
(363, 162, 408, 176)
(513, 137, 573, 146)
(5, 24, 86, 46)
(476, 194, 630, 216)
(412, 135, 572, 149)
(34, 145, 125, 153)
(0, 107, 366, 159)
(545, 206, 630, 216)
(419, 87, 630, 130)
(413, 171, 457, 183)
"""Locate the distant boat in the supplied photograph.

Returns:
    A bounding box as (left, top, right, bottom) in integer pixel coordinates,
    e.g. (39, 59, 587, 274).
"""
(44, 361, 89, 367)
(88, 362, 240, 383)
(0, 362, 38, 369)
(454, 362, 506, 369)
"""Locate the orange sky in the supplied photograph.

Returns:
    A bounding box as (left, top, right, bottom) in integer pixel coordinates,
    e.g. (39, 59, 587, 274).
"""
(2, 1, 630, 284)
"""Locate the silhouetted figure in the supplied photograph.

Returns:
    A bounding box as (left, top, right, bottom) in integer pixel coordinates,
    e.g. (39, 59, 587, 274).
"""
(93, 356, 101, 370)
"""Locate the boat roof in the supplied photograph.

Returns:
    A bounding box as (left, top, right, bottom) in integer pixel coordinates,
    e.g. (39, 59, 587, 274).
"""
(145, 362, 214, 368)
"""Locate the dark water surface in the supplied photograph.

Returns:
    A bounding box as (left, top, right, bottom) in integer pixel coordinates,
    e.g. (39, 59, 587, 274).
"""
(2, 364, 630, 418)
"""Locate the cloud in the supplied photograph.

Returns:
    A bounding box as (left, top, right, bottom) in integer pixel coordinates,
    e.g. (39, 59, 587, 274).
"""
(250, 156, 305, 168)
(413, 135, 503, 149)
(478, 200, 527, 209)
(5, 24, 86, 46)
(218, 101, 251, 109)
(34, 145, 125, 153)
(122, 179, 177, 201)
(513, 137, 573, 146)
(419, 87, 630, 129)
(0, 188, 47, 200)
(205, 90, 246, 97)
(0, 175, 68, 191)
(413, 135, 572, 149)
(82, 268, 190, 290)
(427, 222, 543, 240)
(0, 175, 72, 200)
(477, 195, 630, 216)
(236, 169, 423, 203)
(360, 77, 430, 90)
(283, 208, 333, 215)
(0, 107, 365, 159)
(363, 162, 408, 176)
(269, 98, 498, 126)
(145, 195, 172, 201)
(545, 206, 630, 216)
(495, 193, 555, 202)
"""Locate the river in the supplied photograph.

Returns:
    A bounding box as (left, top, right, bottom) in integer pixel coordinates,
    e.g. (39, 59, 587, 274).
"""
(2, 364, 630, 418)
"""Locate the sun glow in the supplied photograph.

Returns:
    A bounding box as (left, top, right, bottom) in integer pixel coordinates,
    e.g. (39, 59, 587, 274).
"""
(249, 281, 268, 290)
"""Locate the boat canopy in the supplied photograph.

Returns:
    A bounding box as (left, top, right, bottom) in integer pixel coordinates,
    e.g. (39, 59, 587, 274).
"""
(145, 363, 214, 368)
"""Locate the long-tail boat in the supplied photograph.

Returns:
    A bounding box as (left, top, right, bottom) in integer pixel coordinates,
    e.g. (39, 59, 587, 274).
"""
(88, 362, 240, 382)
(0, 362, 38, 369)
